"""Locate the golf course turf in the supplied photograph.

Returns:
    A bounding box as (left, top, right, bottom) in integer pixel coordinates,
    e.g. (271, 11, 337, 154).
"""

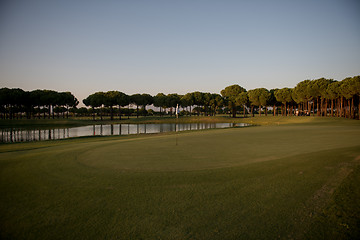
(1, 117, 359, 239)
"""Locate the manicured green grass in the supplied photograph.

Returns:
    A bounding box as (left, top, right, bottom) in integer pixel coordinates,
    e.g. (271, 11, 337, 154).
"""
(0, 117, 360, 239)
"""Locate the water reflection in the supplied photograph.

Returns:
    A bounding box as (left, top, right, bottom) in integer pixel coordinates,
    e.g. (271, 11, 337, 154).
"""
(0, 123, 249, 143)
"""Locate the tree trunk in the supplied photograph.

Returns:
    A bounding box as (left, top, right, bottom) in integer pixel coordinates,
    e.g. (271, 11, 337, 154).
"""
(358, 95, 360, 120)
(284, 103, 287, 116)
(317, 97, 320, 116)
(273, 105, 276, 116)
(335, 99, 338, 117)
(326, 99, 329, 116)
(10, 105, 13, 119)
(340, 97, 343, 117)
(331, 99, 334, 117)
(342, 97, 345, 117)
(119, 105, 122, 120)
(310, 101, 313, 116)
(351, 97, 355, 119)
(232, 105, 236, 118)
(243, 105, 246, 118)
(324, 99, 327, 117)
(306, 101, 309, 116)
(136, 105, 139, 118)
(344, 99, 348, 118)
(289, 104, 291, 116)
(143, 105, 147, 116)
(302, 102, 304, 115)
(110, 106, 114, 120)
(320, 98, 323, 116)
(259, 106, 261, 116)
(307, 101, 310, 116)
(289, 105, 291, 116)
(321, 98, 324, 116)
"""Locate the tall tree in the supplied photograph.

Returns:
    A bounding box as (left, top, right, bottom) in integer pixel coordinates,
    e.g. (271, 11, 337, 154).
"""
(352, 76, 360, 119)
(235, 92, 248, 118)
(192, 91, 205, 115)
(259, 88, 270, 116)
(275, 88, 293, 116)
(116, 92, 129, 120)
(309, 78, 333, 116)
(154, 93, 167, 116)
(247, 88, 270, 116)
(269, 89, 280, 116)
(62, 92, 78, 118)
(39, 90, 55, 119)
(166, 93, 180, 116)
(247, 89, 261, 117)
(104, 91, 120, 120)
(29, 90, 43, 119)
(140, 94, 154, 116)
(340, 77, 358, 118)
(180, 93, 194, 116)
(83, 92, 105, 120)
(221, 84, 246, 117)
(203, 93, 212, 116)
(292, 80, 313, 116)
(209, 93, 224, 116)
(326, 81, 341, 117)
(130, 94, 143, 118)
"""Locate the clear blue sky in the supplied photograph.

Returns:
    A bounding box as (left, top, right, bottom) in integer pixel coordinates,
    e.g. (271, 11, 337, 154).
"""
(1, 0, 359, 105)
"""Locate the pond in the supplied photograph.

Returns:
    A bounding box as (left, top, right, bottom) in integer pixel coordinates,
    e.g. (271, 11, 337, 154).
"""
(0, 123, 250, 143)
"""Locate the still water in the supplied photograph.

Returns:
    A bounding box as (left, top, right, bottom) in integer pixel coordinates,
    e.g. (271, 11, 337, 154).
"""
(0, 123, 249, 143)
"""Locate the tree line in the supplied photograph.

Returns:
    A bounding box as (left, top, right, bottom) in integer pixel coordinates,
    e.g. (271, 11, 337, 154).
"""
(1, 76, 359, 120)
(82, 91, 225, 120)
(0, 89, 78, 119)
(221, 76, 360, 119)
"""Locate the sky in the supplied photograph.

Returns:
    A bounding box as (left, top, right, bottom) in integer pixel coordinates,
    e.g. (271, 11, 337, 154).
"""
(0, 0, 359, 106)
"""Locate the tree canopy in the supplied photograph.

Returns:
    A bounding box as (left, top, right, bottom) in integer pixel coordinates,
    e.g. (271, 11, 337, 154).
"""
(221, 84, 246, 117)
(1, 75, 359, 120)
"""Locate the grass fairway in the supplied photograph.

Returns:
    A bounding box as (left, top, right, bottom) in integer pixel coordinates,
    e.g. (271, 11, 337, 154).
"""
(1, 117, 360, 239)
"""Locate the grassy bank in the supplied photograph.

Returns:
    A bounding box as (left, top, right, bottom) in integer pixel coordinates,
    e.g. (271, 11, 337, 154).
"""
(0, 117, 360, 239)
(1, 115, 359, 129)
(0, 118, 96, 129)
(0, 115, 238, 129)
